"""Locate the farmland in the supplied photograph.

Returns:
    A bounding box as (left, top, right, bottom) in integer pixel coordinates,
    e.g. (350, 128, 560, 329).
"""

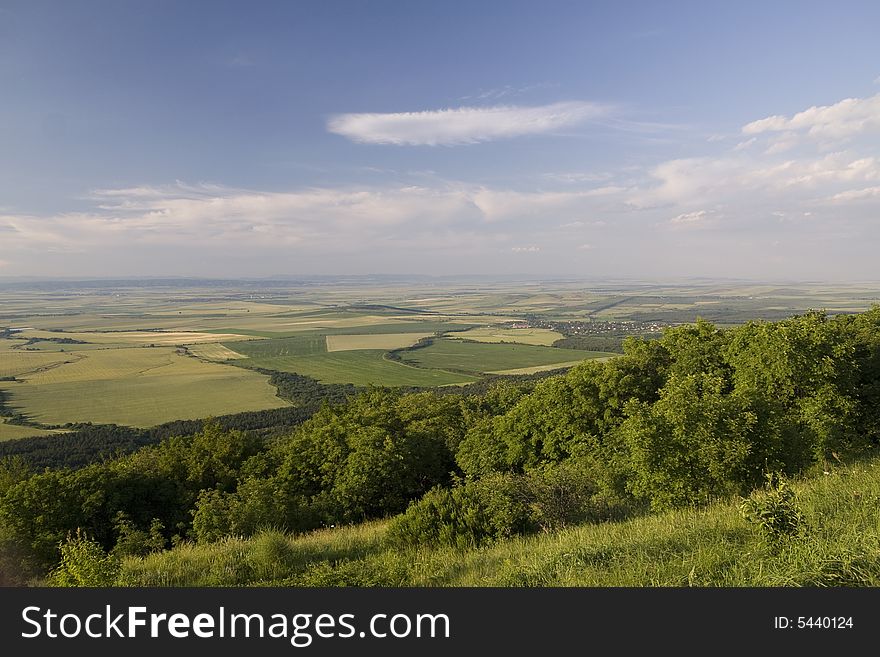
(0, 347, 287, 427)
(0, 419, 60, 441)
(398, 338, 615, 374)
(1, 277, 879, 432)
(237, 349, 476, 387)
(448, 327, 563, 346)
(325, 332, 434, 352)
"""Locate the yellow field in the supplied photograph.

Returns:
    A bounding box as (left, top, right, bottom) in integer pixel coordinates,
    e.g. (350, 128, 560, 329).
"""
(188, 343, 249, 361)
(16, 347, 187, 384)
(280, 315, 409, 330)
(449, 327, 563, 346)
(487, 359, 613, 375)
(13, 330, 253, 346)
(325, 333, 433, 352)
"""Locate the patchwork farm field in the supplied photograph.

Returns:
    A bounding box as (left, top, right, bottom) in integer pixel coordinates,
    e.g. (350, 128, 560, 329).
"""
(2, 277, 879, 432)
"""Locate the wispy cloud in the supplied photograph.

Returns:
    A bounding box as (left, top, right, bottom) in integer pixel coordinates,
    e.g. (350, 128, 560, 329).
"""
(326, 101, 610, 146)
(458, 82, 559, 102)
(511, 246, 540, 253)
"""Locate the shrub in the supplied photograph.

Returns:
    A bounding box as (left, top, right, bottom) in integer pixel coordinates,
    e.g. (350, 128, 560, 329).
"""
(47, 529, 120, 586)
(112, 515, 167, 558)
(386, 474, 534, 549)
(739, 473, 805, 546)
(526, 460, 606, 531)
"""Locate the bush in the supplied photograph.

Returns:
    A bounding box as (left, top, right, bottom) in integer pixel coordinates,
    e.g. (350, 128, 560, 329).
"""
(739, 473, 805, 546)
(47, 530, 121, 586)
(111, 514, 167, 558)
(386, 474, 534, 549)
(526, 460, 612, 531)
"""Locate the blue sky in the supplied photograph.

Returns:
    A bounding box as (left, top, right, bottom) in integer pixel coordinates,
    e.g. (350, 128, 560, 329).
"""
(2, 0, 879, 279)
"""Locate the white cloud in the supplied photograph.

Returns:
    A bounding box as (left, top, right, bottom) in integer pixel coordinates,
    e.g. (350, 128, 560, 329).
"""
(7, 90, 880, 279)
(763, 132, 799, 155)
(829, 186, 880, 202)
(543, 171, 612, 184)
(742, 93, 880, 140)
(577, 243, 593, 250)
(327, 101, 609, 146)
(1, 180, 636, 265)
(669, 210, 710, 226)
(631, 150, 880, 210)
(734, 137, 757, 151)
(741, 115, 789, 135)
(470, 186, 626, 222)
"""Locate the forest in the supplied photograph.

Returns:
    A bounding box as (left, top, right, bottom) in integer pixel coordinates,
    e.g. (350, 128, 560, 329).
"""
(1, 307, 879, 585)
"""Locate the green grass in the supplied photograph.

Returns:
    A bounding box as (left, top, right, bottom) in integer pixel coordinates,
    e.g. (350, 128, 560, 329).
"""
(120, 452, 880, 587)
(121, 523, 390, 586)
(399, 339, 615, 374)
(236, 350, 477, 387)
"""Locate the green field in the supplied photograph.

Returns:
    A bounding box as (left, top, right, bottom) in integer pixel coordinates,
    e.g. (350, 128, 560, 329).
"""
(0, 419, 61, 441)
(229, 335, 328, 358)
(0, 350, 73, 378)
(236, 350, 476, 387)
(399, 339, 615, 374)
(0, 347, 288, 426)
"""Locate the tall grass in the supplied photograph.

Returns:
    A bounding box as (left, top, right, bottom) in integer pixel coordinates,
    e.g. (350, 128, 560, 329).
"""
(120, 454, 880, 587)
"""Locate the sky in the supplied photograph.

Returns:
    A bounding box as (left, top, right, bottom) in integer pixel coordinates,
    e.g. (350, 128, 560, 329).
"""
(1, 0, 879, 280)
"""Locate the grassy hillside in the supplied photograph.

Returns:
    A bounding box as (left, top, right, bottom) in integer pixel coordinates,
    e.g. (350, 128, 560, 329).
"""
(119, 451, 880, 587)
